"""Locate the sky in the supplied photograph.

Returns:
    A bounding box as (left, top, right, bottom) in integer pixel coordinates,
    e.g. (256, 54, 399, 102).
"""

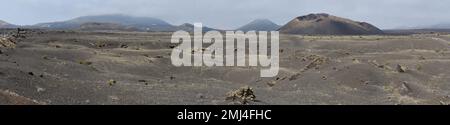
(1, 0, 449, 29)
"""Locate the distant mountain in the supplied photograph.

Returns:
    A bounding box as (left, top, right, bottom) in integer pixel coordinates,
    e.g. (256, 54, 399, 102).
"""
(384, 23, 450, 35)
(0, 20, 18, 28)
(176, 23, 220, 32)
(237, 19, 280, 31)
(34, 14, 177, 31)
(426, 23, 450, 29)
(398, 23, 450, 30)
(384, 29, 450, 35)
(279, 13, 383, 35)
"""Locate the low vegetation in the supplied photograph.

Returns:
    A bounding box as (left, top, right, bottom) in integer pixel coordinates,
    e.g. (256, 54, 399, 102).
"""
(226, 86, 256, 104)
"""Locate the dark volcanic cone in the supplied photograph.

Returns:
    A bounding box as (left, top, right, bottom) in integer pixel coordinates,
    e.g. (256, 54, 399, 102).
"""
(279, 13, 383, 35)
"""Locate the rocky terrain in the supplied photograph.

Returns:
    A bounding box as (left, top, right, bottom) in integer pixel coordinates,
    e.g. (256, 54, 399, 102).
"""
(1, 28, 450, 105)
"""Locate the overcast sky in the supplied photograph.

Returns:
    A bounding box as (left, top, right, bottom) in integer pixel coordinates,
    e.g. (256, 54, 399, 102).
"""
(1, 0, 449, 29)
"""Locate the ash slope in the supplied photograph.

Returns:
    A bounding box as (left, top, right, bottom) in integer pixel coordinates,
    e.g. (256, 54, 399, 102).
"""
(1, 30, 450, 105)
(279, 13, 383, 35)
(176, 23, 220, 32)
(78, 22, 139, 31)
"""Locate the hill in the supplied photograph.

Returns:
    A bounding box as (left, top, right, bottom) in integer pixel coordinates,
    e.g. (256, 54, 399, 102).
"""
(33, 14, 176, 31)
(237, 19, 280, 31)
(0, 20, 18, 28)
(279, 13, 383, 35)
